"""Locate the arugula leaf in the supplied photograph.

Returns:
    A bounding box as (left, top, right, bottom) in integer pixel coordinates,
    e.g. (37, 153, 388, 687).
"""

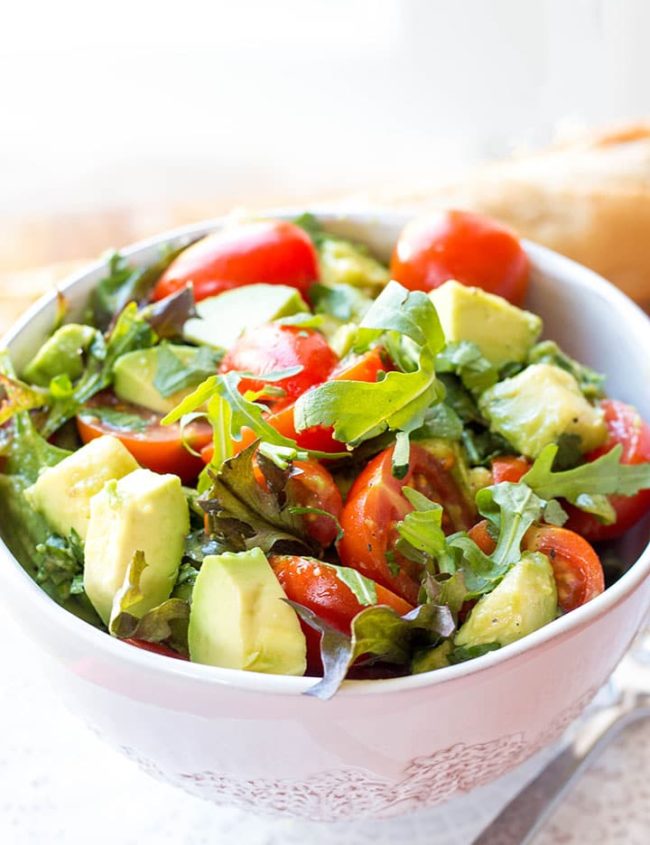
(528, 340, 605, 399)
(153, 343, 221, 398)
(295, 282, 445, 446)
(0, 374, 48, 425)
(325, 563, 377, 606)
(257, 441, 309, 470)
(200, 444, 316, 555)
(91, 246, 185, 330)
(287, 506, 343, 541)
(436, 341, 499, 394)
(552, 433, 584, 471)
(292, 601, 455, 699)
(522, 443, 650, 502)
(446, 482, 545, 596)
(438, 374, 484, 425)
(395, 487, 446, 566)
(309, 282, 372, 323)
(392, 429, 411, 479)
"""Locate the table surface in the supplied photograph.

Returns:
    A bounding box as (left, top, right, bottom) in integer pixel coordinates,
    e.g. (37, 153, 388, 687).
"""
(1, 251, 649, 845)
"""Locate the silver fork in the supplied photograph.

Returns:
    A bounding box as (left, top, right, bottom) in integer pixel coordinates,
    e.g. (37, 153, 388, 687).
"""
(473, 630, 650, 845)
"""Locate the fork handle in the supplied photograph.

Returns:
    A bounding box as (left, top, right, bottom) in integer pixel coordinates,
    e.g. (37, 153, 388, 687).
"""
(473, 703, 650, 845)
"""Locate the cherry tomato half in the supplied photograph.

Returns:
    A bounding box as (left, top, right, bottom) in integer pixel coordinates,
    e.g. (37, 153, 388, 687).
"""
(76, 394, 211, 483)
(251, 453, 343, 548)
(390, 209, 530, 305)
(206, 346, 388, 456)
(468, 519, 604, 613)
(566, 399, 650, 541)
(270, 554, 412, 674)
(491, 455, 530, 484)
(219, 323, 338, 411)
(152, 220, 319, 303)
(338, 444, 476, 603)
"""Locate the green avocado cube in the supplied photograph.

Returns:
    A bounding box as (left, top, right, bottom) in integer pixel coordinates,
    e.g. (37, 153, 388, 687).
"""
(430, 281, 542, 366)
(183, 283, 308, 350)
(455, 552, 557, 648)
(22, 323, 98, 386)
(188, 549, 307, 676)
(84, 468, 189, 624)
(479, 363, 607, 458)
(24, 435, 139, 540)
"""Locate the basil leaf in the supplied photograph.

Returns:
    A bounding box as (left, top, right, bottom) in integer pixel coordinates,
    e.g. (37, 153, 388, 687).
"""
(153, 343, 221, 398)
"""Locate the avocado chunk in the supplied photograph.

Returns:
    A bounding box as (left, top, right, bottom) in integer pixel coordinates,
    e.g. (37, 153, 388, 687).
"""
(430, 281, 542, 366)
(22, 324, 98, 386)
(183, 283, 308, 350)
(188, 548, 307, 676)
(455, 552, 557, 648)
(84, 468, 189, 624)
(318, 238, 390, 291)
(24, 435, 139, 540)
(113, 344, 218, 414)
(479, 363, 607, 458)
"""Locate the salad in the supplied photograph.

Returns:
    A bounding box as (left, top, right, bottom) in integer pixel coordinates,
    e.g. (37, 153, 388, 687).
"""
(1, 209, 650, 699)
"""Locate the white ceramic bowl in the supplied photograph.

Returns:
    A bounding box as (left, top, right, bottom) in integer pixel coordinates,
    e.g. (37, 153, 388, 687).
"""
(1, 211, 650, 821)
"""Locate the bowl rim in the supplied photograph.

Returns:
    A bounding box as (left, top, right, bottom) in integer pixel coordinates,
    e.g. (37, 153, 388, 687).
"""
(1, 206, 649, 698)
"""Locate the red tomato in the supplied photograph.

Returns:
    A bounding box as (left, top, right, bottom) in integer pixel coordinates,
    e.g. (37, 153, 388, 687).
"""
(124, 639, 188, 660)
(338, 444, 475, 603)
(270, 554, 412, 674)
(285, 460, 343, 547)
(566, 400, 650, 541)
(468, 519, 604, 613)
(152, 220, 318, 302)
(76, 395, 211, 483)
(219, 324, 338, 410)
(526, 525, 605, 613)
(491, 455, 530, 484)
(224, 346, 389, 455)
(390, 209, 530, 305)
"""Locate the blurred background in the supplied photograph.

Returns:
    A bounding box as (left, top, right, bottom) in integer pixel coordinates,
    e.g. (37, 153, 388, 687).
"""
(1, 0, 650, 315)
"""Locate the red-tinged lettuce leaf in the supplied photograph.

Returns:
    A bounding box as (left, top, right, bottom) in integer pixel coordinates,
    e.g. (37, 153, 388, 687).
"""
(140, 285, 197, 339)
(199, 443, 317, 555)
(290, 601, 455, 699)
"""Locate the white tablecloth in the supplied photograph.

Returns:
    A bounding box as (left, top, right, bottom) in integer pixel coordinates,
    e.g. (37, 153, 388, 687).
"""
(1, 614, 648, 845)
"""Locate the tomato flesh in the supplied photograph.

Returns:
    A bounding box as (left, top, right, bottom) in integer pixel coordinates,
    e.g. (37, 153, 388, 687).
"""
(566, 399, 650, 540)
(219, 323, 338, 411)
(124, 639, 188, 660)
(152, 220, 318, 302)
(338, 444, 475, 603)
(390, 209, 529, 305)
(76, 394, 211, 483)
(468, 519, 604, 613)
(491, 455, 530, 484)
(270, 554, 412, 674)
